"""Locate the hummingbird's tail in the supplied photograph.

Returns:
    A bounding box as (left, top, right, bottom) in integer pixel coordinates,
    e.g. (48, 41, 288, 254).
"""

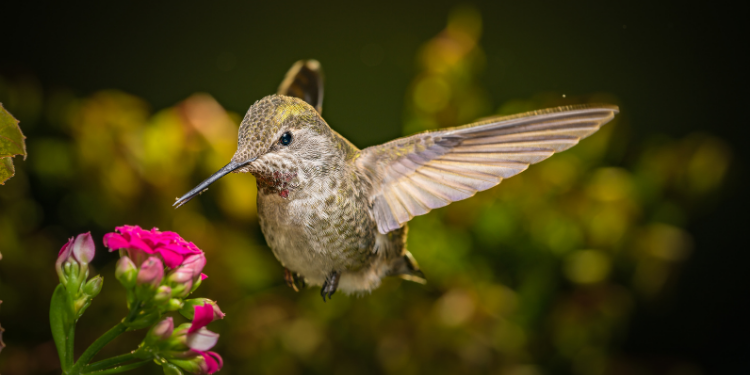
(389, 251, 426, 284)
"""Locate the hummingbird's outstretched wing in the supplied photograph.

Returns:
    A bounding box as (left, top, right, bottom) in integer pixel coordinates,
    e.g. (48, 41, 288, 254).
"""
(357, 104, 619, 234)
(277, 60, 324, 114)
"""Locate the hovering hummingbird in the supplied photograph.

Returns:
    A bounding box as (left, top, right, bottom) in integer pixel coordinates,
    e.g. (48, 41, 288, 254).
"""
(174, 60, 618, 301)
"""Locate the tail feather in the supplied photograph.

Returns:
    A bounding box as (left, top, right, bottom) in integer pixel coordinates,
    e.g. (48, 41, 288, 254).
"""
(389, 251, 426, 284)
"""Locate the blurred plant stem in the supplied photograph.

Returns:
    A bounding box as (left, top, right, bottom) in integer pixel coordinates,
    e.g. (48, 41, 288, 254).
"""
(81, 360, 151, 375)
(67, 302, 150, 374)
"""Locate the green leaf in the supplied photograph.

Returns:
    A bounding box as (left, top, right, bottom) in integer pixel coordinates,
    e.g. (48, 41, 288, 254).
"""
(0, 157, 12, 186)
(50, 284, 69, 369)
(0, 103, 27, 185)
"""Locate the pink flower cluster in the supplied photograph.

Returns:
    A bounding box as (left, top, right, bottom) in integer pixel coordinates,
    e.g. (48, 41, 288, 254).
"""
(105, 225, 207, 298)
(149, 303, 225, 374)
(104, 225, 203, 268)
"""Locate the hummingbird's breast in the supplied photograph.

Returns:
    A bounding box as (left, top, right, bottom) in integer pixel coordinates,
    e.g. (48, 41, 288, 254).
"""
(255, 162, 378, 283)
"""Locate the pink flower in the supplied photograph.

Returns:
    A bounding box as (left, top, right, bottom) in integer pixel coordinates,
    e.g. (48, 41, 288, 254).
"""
(103, 226, 203, 269)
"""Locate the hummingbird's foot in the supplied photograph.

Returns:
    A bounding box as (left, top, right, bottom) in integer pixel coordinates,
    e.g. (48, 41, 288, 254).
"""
(284, 268, 299, 292)
(320, 271, 341, 302)
(284, 268, 306, 292)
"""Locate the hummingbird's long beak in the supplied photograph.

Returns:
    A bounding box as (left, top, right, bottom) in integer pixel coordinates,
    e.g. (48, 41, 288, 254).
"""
(173, 158, 255, 208)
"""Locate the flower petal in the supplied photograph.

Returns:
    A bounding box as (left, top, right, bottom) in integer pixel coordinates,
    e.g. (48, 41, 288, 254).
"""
(128, 235, 156, 254)
(58, 238, 72, 257)
(159, 248, 184, 269)
(186, 328, 219, 351)
(201, 351, 223, 374)
(188, 304, 215, 333)
(207, 351, 223, 369)
(103, 233, 129, 251)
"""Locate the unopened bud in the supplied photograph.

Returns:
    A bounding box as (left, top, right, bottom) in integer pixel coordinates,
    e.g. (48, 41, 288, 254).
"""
(162, 362, 184, 375)
(137, 257, 164, 288)
(154, 285, 172, 304)
(168, 266, 193, 284)
(115, 256, 138, 288)
(167, 299, 183, 312)
(167, 266, 194, 298)
(55, 233, 97, 285)
(146, 316, 174, 345)
(180, 254, 206, 282)
(55, 238, 73, 284)
(83, 275, 103, 297)
(71, 232, 96, 265)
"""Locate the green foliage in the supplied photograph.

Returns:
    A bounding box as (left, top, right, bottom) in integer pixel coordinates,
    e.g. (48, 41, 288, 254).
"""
(0, 103, 26, 185)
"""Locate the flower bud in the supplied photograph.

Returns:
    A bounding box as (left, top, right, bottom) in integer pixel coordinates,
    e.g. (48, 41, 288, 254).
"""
(154, 285, 172, 304)
(71, 232, 96, 265)
(55, 233, 96, 288)
(146, 317, 174, 345)
(137, 257, 164, 288)
(115, 256, 138, 288)
(167, 298, 183, 312)
(168, 357, 203, 375)
(55, 238, 73, 284)
(167, 350, 222, 375)
(167, 267, 194, 298)
(179, 299, 225, 321)
(83, 275, 103, 298)
(162, 362, 184, 375)
(180, 254, 206, 282)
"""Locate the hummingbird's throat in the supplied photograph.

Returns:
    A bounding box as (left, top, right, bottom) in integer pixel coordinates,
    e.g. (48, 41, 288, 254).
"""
(256, 170, 299, 198)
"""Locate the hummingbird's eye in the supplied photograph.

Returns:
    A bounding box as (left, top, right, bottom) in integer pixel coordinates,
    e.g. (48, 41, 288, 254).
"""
(280, 132, 293, 146)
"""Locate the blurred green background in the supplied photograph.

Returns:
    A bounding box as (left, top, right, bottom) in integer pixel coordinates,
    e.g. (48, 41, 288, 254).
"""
(0, 1, 747, 374)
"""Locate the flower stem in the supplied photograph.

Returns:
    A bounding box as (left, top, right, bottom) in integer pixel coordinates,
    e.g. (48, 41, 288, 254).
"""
(68, 322, 127, 374)
(85, 352, 140, 372)
(81, 360, 151, 375)
(65, 323, 76, 369)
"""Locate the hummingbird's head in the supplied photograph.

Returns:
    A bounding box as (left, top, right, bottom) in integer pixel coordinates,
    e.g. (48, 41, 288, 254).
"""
(174, 94, 336, 208)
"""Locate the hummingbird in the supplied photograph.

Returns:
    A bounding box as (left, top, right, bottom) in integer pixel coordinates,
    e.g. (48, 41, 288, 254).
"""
(174, 60, 619, 301)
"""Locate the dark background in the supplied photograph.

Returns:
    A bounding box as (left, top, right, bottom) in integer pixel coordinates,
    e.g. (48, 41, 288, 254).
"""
(1, 0, 748, 374)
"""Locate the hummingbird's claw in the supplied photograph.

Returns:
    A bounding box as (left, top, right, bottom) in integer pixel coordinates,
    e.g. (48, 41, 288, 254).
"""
(284, 268, 298, 292)
(320, 271, 341, 302)
(284, 268, 307, 292)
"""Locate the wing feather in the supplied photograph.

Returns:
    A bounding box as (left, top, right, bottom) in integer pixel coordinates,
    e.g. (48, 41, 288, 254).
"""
(357, 104, 619, 234)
